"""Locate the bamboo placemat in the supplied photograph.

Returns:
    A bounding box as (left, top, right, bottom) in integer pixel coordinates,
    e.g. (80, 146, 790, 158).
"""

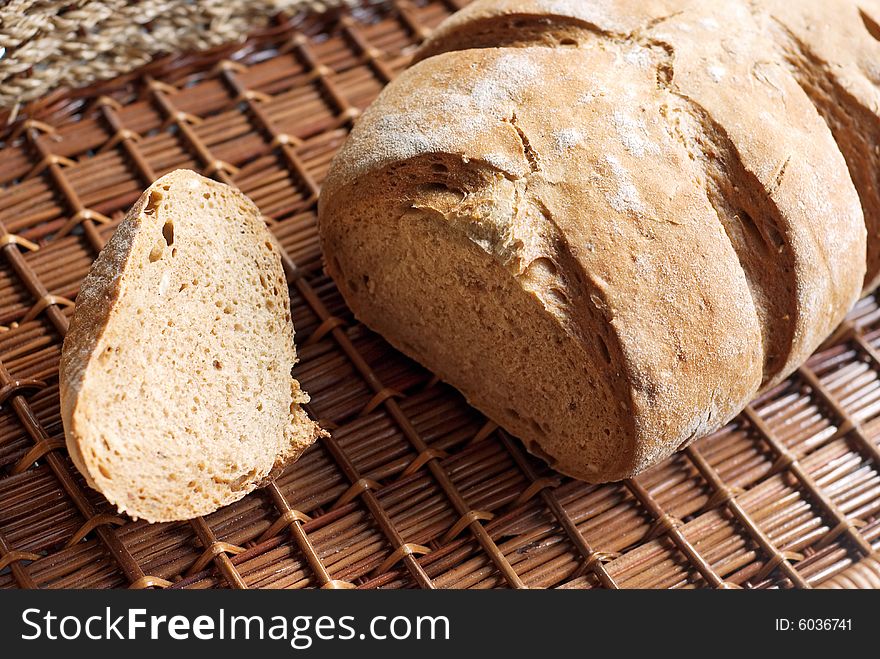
(0, 0, 878, 589)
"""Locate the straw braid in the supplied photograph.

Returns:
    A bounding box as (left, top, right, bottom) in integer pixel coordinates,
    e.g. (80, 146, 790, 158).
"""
(0, 0, 362, 110)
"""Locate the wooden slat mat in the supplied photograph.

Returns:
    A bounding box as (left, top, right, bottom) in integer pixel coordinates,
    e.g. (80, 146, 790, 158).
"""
(0, 0, 878, 589)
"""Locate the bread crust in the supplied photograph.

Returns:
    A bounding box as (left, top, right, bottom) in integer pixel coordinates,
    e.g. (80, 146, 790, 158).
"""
(60, 170, 324, 521)
(749, 0, 880, 293)
(60, 185, 151, 495)
(416, 0, 865, 388)
(421, 0, 880, 294)
(318, 0, 866, 482)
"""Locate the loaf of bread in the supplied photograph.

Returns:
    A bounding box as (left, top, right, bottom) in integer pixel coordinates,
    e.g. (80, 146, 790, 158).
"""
(60, 170, 324, 522)
(318, 0, 871, 481)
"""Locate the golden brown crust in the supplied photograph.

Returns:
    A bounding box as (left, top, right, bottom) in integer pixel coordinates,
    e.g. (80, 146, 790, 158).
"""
(749, 0, 880, 293)
(421, 0, 880, 296)
(416, 0, 865, 389)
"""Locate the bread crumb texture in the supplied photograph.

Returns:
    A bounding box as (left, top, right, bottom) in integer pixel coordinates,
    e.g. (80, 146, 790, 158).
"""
(319, 0, 870, 482)
(60, 170, 324, 522)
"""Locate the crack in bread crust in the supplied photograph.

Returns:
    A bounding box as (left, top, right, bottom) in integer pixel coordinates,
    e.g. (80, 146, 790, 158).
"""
(658, 94, 798, 387)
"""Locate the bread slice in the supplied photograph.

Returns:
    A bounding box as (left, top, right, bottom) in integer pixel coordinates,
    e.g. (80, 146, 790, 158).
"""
(60, 170, 325, 522)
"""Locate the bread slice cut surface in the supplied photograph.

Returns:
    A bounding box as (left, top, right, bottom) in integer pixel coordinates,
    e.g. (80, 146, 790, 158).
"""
(60, 169, 324, 522)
